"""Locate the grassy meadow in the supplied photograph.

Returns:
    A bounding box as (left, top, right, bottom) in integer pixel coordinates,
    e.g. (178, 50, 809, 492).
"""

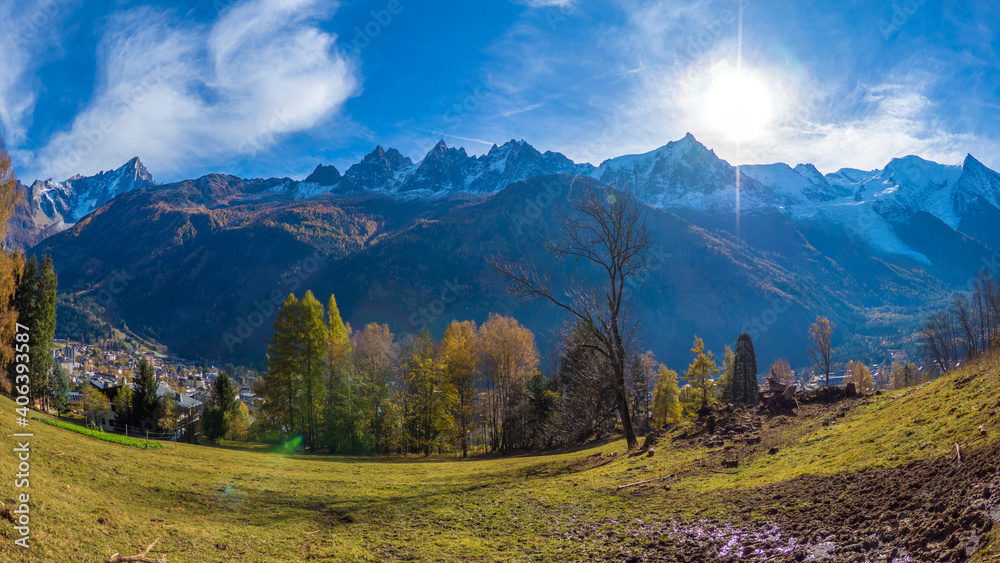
(1, 354, 999, 562)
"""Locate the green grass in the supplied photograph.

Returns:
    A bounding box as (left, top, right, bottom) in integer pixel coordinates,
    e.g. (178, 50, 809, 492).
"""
(41, 419, 165, 450)
(1, 354, 998, 562)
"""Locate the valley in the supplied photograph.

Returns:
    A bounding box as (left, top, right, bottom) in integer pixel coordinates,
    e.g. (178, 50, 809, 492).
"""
(17, 135, 999, 372)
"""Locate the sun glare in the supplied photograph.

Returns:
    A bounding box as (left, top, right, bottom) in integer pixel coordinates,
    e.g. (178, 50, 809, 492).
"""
(704, 70, 773, 142)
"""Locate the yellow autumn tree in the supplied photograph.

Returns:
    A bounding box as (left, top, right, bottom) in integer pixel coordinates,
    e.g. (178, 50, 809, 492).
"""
(851, 361, 874, 394)
(440, 320, 477, 457)
(476, 314, 538, 453)
(651, 364, 681, 427)
(0, 143, 24, 387)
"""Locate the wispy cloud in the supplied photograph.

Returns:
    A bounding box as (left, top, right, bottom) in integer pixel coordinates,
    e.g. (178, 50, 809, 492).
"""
(0, 1, 78, 151)
(26, 0, 357, 181)
(511, 0, 576, 7)
(450, 0, 998, 172)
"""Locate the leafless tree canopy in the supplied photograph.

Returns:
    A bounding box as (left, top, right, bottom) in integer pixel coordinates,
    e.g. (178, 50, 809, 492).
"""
(491, 184, 652, 449)
(920, 273, 1000, 374)
(808, 316, 834, 388)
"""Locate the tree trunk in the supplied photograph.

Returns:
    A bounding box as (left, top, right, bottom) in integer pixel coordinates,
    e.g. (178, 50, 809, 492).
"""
(617, 386, 638, 449)
(461, 420, 468, 458)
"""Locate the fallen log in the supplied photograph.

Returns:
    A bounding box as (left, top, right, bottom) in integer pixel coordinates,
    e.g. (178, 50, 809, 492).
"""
(617, 476, 669, 490)
(109, 539, 167, 563)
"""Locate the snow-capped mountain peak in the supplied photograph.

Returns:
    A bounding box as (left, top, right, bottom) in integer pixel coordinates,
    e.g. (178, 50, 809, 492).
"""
(8, 157, 157, 248)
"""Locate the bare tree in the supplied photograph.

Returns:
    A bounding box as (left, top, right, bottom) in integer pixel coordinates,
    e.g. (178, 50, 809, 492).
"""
(550, 320, 618, 445)
(768, 358, 794, 386)
(808, 316, 834, 388)
(920, 308, 961, 375)
(491, 185, 651, 449)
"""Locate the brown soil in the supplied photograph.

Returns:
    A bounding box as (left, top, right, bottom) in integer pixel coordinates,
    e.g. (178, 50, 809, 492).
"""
(613, 398, 1000, 562)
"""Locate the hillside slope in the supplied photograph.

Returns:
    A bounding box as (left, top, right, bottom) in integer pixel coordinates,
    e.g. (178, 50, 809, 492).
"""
(1, 355, 998, 562)
(37, 173, 964, 368)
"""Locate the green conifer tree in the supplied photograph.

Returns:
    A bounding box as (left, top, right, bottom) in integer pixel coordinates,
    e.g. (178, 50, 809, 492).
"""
(685, 337, 719, 412)
(264, 294, 302, 434)
(733, 332, 759, 405)
(297, 291, 329, 451)
(133, 359, 160, 429)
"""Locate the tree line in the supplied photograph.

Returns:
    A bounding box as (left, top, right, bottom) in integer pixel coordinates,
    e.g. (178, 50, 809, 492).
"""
(254, 289, 778, 455)
(920, 273, 1000, 374)
(257, 291, 552, 455)
(0, 146, 62, 409)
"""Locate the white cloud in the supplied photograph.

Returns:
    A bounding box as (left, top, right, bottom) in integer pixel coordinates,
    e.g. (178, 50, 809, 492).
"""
(463, 0, 997, 173)
(29, 0, 358, 181)
(0, 1, 76, 149)
(512, 0, 575, 7)
(751, 83, 977, 172)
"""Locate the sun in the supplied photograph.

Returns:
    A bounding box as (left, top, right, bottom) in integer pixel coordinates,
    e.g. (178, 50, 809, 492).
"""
(703, 70, 773, 142)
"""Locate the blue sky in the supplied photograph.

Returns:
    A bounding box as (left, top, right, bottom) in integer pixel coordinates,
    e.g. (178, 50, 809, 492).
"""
(1, 0, 998, 183)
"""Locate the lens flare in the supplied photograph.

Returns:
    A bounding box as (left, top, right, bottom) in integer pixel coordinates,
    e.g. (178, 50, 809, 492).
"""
(275, 435, 303, 455)
(215, 480, 245, 510)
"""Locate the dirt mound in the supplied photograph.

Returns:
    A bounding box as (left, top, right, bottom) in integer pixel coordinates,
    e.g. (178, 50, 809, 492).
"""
(618, 441, 1000, 562)
(749, 440, 1000, 561)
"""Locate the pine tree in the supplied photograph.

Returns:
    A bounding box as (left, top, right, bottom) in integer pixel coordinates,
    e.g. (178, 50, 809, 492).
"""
(718, 344, 735, 403)
(204, 372, 237, 441)
(114, 382, 134, 427)
(297, 291, 329, 451)
(10, 255, 58, 408)
(214, 372, 237, 413)
(132, 359, 160, 429)
(323, 293, 361, 453)
(685, 337, 719, 411)
(264, 294, 302, 434)
(651, 364, 681, 427)
(12, 257, 38, 402)
(628, 351, 656, 432)
(49, 361, 71, 415)
(36, 256, 57, 407)
(733, 332, 759, 405)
